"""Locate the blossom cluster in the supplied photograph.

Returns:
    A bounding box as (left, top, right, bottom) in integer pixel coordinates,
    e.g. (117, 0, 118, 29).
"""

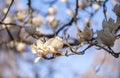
(31, 36, 63, 63)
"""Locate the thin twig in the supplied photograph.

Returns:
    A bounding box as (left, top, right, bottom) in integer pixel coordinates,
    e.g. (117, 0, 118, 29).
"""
(28, 0, 33, 25)
(2, 0, 14, 21)
(103, 0, 108, 21)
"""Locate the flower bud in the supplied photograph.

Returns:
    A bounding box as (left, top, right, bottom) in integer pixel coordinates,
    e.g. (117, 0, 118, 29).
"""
(16, 10, 27, 21)
(48, 6, 56, 15)
(33, 15, 43, 27)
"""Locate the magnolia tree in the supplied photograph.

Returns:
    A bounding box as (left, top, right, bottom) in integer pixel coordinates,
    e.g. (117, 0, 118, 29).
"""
(0, 0, 120, 63)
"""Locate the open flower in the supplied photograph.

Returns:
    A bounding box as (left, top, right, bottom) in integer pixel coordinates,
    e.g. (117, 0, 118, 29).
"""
(102, 18, 119, 34)
(97, 18, 118, 47)
(97, 28, 116, 47)
(31, 36, 63, 63)
(77, 26, 93, 42)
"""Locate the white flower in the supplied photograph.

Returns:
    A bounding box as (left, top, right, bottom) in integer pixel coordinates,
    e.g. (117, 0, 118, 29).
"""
(48, 6, 56, 15)
(93, 4, 100, 10)
(34, 57, 42, 63)
(45, 36, 63, 50)
(46, 15, 59, 28)
(33, 15, 43, 27)
(46, 15, 55, 23)
(77, 26, 93, 42)
(31, 36, 63, 62)
(97, 28, 116, 47)
(16, 42, 26, 52)
(66, 9, 74, 17)
(60, 0, 67, 3)
(102, 18, 119, 34)
(78, 1, 86, 9)
(3, 8, 8, 14)
(16, 10, 27, 21)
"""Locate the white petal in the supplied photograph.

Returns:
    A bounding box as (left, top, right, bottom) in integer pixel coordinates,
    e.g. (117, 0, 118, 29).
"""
(47, 46, 56, 53)
(31, 45, 37, 54)
(34, 57, 41, 63)
(44, 38, 54, 46)
(50, 37, 63, 49)
(36, 39, 44, 46)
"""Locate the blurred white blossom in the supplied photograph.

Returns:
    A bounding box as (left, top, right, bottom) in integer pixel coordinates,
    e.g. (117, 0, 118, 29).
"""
(60, 0, 67, 3)
(46, 15, 59, 28)
(4, 17, 12, 29)
(31, 36, 63, 63)
(93, 4, 100, 10)
(112, 0, 117, 6)
(16, 10, 27, 21)
(66, 9, 74, 17)
(84, 18, 90, 24)
(3, 8, 8, 14)
(48, 6, 56, 15)
(33, 15, 43, 27)
(4, 17, 11, 23)
(16, 42, 26, 52)
(78, 1, 86, 9)
(46, 15, 55, 23)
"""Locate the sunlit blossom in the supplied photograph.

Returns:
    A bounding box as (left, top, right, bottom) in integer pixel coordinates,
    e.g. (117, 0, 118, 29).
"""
(31, 36, 63, 63)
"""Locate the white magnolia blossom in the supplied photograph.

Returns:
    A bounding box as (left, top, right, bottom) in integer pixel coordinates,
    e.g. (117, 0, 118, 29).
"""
(102, 18, 119, 34)
(66, 9, 74, 17)
(97, 28, 116, 47)
(33, 15, 43, 27)
(46, 15, 59, 28)
(78, 1, 86, 9)
(84, 18, 90, 24)
(93, 4, 100, 10)
(97, 18, 118, 47)
(16, 42, 26, 52)
(77, 26, 93, 42)
(3, 8, 8, 14)
(48, 6, 56, 15)
(31, 36, 63, 63)
(60, 0, 67, 3)
(3, 17, 12, 28)
(46, 15, 55, 23)
(16, 10, 27, 21)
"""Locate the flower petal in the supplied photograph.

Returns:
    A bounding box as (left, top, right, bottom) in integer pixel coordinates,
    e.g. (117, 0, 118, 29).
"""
(34, 57, 41, 63)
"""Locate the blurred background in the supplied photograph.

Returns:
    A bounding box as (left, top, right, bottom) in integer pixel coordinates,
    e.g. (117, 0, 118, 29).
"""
(0, 0, 120, 78)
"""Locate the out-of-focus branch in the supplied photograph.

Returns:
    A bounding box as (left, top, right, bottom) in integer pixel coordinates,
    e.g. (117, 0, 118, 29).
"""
(1, 0, 14, 21)
(28, 0, 33, 25)
(0, 21, 23, 27)
(103, 0, 108, 21)
(56, 0, 79, 35)
(0, 0, 14, 41)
